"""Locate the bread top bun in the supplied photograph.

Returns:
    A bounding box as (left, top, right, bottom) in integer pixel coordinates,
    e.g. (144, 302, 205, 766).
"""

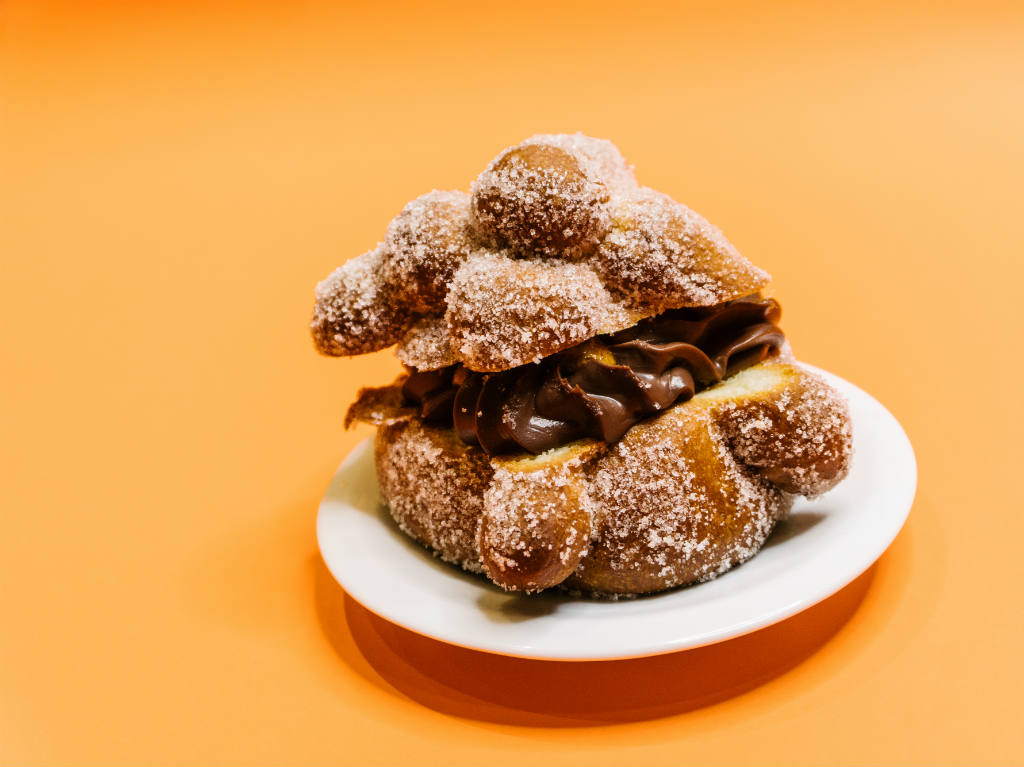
(311, 134, 770, 372)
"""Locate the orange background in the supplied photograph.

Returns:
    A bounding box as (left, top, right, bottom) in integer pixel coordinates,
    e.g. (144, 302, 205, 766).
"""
(2, 1, 1023, 763)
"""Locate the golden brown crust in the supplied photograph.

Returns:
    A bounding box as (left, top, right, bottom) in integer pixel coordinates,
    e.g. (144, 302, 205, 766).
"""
(566, 401, 789, 595)
(381, 191, 475, 314)
(442, 253, 639, 371)
(310, 248, 413, 356)
(366, 361, 853, 595)
(712, 367, 853, 496)
(470, 143, 610, 260)
(594, 188, 770, 313)
(480, 443, 605, 591)
(344, 386, 404, 429)
(374, 418, 494, 572)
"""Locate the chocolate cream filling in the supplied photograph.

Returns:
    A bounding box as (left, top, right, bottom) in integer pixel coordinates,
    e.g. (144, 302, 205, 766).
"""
(402, 297, 785, 456)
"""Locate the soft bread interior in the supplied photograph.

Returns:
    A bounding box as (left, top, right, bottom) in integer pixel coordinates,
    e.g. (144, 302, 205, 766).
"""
(694, 360, 795, 403)
(494, 439, 604, 473)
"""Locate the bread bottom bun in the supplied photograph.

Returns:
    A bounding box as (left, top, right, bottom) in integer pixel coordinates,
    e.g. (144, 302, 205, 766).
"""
(372, 361, 852, 596)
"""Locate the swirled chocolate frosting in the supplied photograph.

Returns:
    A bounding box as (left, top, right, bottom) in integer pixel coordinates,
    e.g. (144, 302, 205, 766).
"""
(402, 297, 784, 456)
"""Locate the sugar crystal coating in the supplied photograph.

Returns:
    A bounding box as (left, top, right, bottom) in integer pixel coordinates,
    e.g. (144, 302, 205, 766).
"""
(396, 315, 460, 370)
(375, 417, 493, 573)
(444, 251, 636, 371)
(365, 361, 853, 595)
(310, 248, 411, 356)
(480, 449, 596, 592)
(595, 187, 771, 313)
(381, 190, 474, 313)
(523, 133, 637, 191)
(311, 133, 774, 371)
(470, 143, 611, 260)
(569, 400, 786, 594)
(716, 371, 853, 496)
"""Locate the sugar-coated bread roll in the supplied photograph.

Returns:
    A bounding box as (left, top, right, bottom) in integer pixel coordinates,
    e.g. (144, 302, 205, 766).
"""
(314, 133, 855, 596)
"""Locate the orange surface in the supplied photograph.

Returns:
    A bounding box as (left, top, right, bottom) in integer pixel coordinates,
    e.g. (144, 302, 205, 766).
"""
(2, 1, 1023, 763)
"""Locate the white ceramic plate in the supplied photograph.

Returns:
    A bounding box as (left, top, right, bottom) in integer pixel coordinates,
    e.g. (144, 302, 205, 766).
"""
(317, 366, 916, 661)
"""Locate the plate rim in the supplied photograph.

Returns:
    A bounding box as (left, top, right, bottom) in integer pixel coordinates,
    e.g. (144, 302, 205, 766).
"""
(317, 365, 916, 661)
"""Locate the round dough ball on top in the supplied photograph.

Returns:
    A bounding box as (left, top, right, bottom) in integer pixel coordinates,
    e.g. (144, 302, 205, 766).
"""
(470, 139, 614, 260)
